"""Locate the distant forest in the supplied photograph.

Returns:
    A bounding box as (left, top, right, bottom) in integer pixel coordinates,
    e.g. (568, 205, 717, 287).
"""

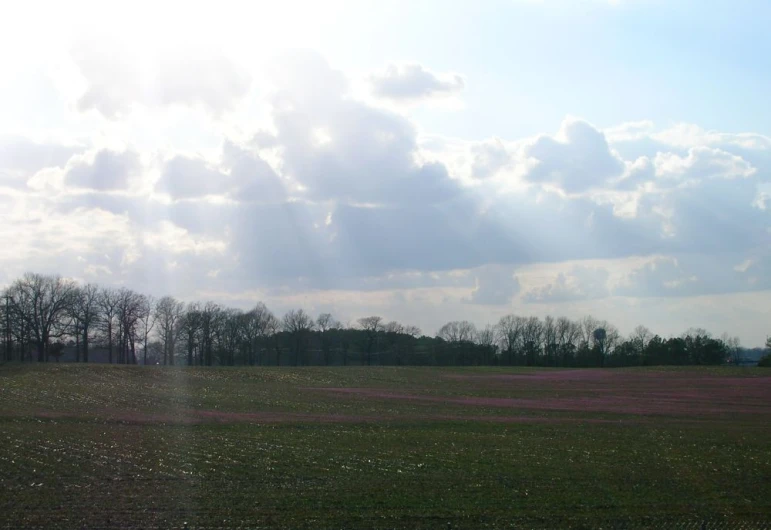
(2, 273, 768, 368)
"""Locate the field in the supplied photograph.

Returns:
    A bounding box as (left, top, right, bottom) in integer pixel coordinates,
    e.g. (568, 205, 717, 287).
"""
(0, 365, 769, 529)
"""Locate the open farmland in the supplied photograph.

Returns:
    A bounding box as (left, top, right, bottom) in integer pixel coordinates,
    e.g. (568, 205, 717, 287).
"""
(0, 365, 769, 529)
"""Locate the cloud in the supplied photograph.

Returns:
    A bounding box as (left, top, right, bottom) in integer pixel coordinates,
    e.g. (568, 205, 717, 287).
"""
(4, 44, 771, 346)
(370, 63, 465, 101)
(154, 141, 285, 201)
(269, 52, 461, 205)
(470, 138, 513, 179)
(654, 146, 756, 181)
(466, 265, 521, 305)
(65, 149, 141, 191)
(523, 266, 610, 303)
(155, 156, 226, 199)
(73, 41, 251, 118)
(0, 136, 80, 185)
(523, 118, 625, 192)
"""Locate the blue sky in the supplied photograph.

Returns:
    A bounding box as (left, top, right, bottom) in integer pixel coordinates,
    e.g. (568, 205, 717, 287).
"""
(0, 0, 769, 345)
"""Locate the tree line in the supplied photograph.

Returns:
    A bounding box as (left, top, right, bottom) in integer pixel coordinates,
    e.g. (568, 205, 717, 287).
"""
(0, 272, 759, 368)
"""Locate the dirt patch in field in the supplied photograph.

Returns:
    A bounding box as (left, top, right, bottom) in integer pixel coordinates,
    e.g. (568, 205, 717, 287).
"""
(444, 369, 617, 382)
(306, 376, 771, 418)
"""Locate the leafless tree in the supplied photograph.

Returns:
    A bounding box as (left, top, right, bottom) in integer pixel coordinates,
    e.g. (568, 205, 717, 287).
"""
(403, 325, 422, 338)
(180, 302, 202, 366)
(542, 316, 558, 366)
(116, 289, 145, 364)
(265, 312, 283, 365)
(580, 315, 600, 350)
(357, 316, 383, 366)
(437, 320, 477, 343)
(630, 325, 653, 354)
(284, 309, 315, 366)
(155, 296, 184, 366)
(720, 333, 742, 365)
(70, 283, 101, 363)
(474, 324, 497, 364)
(138, 295, 156, 366)
(317, 312, 341, 365)
(98, 288, 121, 364)
(7, 273, 77, 362)
(240, 303, 275, 366)
(496, 314, 525, 365)
(521, 316, 544, 365)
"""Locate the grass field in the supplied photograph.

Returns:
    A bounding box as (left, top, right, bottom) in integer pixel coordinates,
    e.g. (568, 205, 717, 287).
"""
(0, 364, 769, 529)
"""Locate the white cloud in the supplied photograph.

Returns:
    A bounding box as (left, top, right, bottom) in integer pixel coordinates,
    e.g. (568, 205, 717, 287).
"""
(3, 40, 771, 345)
(72, 41, 251, 118)
(523, 266, 610, 303)
(466, 265, 521, 305)
(65, 149, 141, 190)
(369, 63, 465, 102)
(523, 117, 625, 192)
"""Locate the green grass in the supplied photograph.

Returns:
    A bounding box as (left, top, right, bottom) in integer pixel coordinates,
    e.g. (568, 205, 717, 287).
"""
(0, 364, 769, 529)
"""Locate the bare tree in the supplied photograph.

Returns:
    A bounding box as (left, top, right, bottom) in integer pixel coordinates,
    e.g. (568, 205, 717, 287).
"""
(138, 295, 156, 365)
(116, 289, 145, 364)
(357, 316, 383, 366)
(180, 302, 202, 366)
(70, 283, 101, 363)
(317, 312, 341, 365)
(284, 309, 315, 366)
(155, 296, 184, 366)
(580, 315, 600, 350)
(496, 314, 525, 365)
(99, 288, 121, 364)
(437, 321, 477, 343)
(720, 333, 742, 365)
(7, 273, 77, 362)
(542, 316, 558, 366)
(265, 312, 283, 365)
(403, 325, 421, 338)
(199, 302, 221, 366)
(474, 324, 497, 364)
(521, 316, 543, 366)
(631, 325, 653, 355)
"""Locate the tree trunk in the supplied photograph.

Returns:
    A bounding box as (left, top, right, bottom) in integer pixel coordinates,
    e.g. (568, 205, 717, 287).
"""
(107, 321, 113, 364)
(83, 327, 89, 363)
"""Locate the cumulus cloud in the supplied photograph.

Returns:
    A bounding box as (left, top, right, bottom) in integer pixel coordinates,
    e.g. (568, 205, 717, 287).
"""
(369, 63, 465, 101)
(154, 142, 284, 201)
(155, 156, 225, 199)
(470, 138, 513, 179)
(65, 149, 140, 191)
(523, 118, 625, 192)
(0, 136, 80, 185)
(523, 266, 610, 303)
(466, 265, 521, 305)
(269, 52, 460, 205)
(4, 44, 771, 345)
(654, 146, 756, 181)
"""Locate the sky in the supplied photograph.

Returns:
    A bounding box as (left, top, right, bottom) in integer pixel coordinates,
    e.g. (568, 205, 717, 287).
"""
(1, 0, 769, 346)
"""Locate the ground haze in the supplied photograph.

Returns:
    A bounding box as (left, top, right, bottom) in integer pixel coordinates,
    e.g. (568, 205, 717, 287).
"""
(0, 365, 769, 528)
